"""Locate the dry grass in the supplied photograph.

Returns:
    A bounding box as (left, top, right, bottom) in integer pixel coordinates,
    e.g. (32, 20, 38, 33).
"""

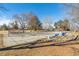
(0, 31, 78, 56)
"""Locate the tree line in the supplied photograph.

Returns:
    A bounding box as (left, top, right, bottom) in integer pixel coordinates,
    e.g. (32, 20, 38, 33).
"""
(0, 13, 71, 31)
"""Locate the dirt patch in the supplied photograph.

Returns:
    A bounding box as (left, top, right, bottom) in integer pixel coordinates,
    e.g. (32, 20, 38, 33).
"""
(0, 46, 74, 56)
(27, 46, 74, 56)
(65, 44, 79, 56)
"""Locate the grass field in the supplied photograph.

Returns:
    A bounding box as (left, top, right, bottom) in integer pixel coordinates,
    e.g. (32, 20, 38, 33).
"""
(0, 31, 79, 56)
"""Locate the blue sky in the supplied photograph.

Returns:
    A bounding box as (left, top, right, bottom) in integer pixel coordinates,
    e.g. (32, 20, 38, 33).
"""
(0, 3, 67, 25)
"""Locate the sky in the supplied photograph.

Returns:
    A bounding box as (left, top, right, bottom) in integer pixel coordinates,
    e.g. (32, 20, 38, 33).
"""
(0, 3, 67, 25)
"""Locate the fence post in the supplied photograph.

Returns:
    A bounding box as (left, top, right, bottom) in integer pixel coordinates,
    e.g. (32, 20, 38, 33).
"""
(0, 34, 4, 48)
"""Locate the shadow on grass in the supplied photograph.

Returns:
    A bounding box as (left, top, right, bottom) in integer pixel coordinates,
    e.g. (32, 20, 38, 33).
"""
(0, 42, 79, 51)
(0, 44, 60, 51)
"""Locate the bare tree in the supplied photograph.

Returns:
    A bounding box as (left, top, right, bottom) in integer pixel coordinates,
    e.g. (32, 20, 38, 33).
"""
(10, 12, 42, 32)
(63, 4, 79, 31)
(13, 14, 28, 33)
(9, 20, 18, 29)
(42, 16, 54, 31)
(28, 15, 42, 31)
